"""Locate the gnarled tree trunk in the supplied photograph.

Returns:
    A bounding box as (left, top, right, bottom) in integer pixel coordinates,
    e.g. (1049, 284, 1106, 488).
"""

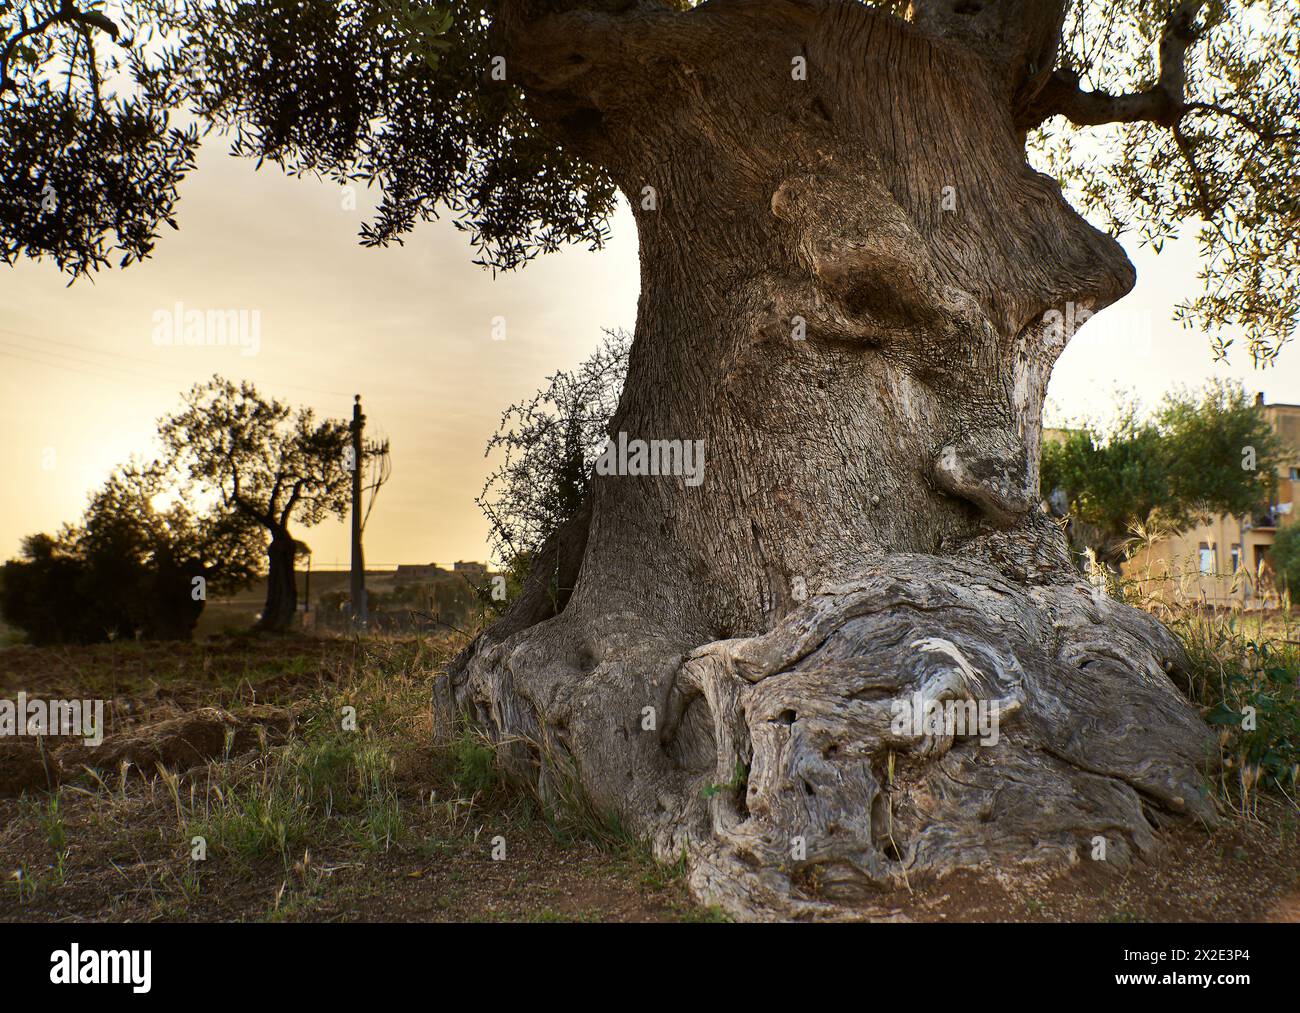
(448, 0, 1217, 919)
(257, 529, 298, 632)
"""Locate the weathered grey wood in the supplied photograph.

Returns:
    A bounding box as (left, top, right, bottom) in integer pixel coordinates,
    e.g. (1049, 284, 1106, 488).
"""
(445, 0, 1219, 919)
(451, 515, 1215, 919)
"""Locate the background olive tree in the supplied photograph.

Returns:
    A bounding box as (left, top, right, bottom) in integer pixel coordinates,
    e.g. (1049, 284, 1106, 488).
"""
(1042, 380, 1282, 566)
(158, 377, 354, 631)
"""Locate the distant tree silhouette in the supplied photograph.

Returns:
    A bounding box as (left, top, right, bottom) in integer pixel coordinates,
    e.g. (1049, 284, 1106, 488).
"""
(1, 463, 261, 643)
(1, 533, 103, 644)
(158, 377, 355, 631)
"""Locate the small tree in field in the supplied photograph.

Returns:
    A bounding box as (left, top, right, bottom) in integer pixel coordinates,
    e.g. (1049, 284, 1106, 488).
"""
(474, 329, 628, 618)
(77, 461, 264, 637)
(158, 377, 353, 631)
(1, 533, 103, 645)
(1042, 381, 1282, 567)
(478, 330, 629, 562)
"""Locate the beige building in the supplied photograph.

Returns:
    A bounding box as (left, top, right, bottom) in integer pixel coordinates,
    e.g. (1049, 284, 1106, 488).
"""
(1123, 397, 1300, 606)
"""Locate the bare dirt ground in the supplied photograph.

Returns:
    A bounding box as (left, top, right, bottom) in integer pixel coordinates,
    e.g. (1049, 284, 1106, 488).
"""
(0, 634, 1295, 923)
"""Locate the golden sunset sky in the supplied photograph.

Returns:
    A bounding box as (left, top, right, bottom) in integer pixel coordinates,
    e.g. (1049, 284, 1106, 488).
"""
(2, 140, 1297, 569)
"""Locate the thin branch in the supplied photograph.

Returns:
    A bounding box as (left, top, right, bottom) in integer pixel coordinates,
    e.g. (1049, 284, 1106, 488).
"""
(1173, 121, 1216, 219)
(1016, 0, 1206, 130)
(0, 0, 118, 96)
(1184, 101, 1300, 142)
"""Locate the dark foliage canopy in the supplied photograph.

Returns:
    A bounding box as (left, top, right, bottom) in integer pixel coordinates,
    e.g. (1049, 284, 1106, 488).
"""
(2, 0, 614, 276)
(2, 1, 1297, 359)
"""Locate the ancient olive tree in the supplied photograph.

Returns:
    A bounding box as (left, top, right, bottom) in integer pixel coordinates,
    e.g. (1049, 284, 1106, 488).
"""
(159, 377, 352, 631)
(4, 0, 1298, 917)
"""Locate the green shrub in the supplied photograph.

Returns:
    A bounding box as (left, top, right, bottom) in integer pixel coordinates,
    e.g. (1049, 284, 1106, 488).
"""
(1173, 614, 1300, 803)
(1268, 525, 1300, 598)
(452, 728, 499, 795)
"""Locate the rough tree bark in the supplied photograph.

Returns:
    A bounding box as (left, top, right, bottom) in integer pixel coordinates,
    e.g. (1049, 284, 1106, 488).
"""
(448, 0, 1218, 919)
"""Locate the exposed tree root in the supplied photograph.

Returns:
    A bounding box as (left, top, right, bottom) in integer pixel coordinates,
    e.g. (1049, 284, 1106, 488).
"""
(446, 527, 1217, 921)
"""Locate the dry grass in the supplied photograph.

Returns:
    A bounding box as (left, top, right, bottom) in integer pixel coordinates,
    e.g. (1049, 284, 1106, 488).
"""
(0, 632, 708, 922)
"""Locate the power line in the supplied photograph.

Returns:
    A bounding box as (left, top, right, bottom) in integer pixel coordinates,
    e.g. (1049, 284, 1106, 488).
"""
(0, 326, 204, 376)
(0, 340, 185, 390)
(0, 346, 180, 391)
(0, 326, 356, 399)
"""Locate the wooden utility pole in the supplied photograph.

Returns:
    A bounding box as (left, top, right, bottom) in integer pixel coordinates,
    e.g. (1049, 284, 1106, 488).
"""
(349, 394, 367, 627)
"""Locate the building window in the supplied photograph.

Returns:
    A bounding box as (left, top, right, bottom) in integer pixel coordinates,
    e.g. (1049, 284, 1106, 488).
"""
(1199, 543, 1215, 575)
(1230, 544, 1241, 572)
(1291, 467, 1300, 481)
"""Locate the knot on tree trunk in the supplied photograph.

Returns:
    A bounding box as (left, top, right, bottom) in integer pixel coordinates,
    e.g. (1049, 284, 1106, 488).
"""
(933, 430, 1035, 526)
(770, 166, 989, 345)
